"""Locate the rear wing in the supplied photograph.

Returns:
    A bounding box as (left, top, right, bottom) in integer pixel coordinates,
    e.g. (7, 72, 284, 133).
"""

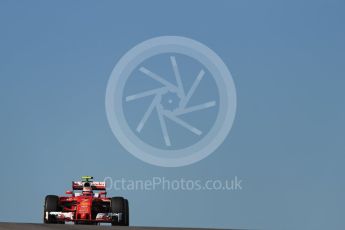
(72, 181, 106, 190)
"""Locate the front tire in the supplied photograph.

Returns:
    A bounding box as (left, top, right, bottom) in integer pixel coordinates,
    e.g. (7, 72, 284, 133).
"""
(124, 199, 129, 226)
(110, 197, 129, 226)
(43, 195, 61, 224)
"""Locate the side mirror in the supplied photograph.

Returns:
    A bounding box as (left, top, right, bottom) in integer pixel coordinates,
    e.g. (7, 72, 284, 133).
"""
(66, 190, 73, 195)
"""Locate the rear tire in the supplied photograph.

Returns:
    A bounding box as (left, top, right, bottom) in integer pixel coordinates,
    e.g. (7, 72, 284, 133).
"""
(110, 197, 129, 226)
(44, 195, 61, 224)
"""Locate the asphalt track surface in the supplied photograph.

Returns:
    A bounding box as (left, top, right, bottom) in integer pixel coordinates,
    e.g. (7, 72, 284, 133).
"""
(0, 223, 230, 230)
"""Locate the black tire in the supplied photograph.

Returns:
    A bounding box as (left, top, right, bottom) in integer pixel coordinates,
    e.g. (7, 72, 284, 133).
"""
(124, 199, 129, 226)
(110, 197, 129, 226)
(44, 195, 60, 224)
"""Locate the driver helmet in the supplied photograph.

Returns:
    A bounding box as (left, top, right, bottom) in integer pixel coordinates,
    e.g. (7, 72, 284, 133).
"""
(82, 182, 93, 195)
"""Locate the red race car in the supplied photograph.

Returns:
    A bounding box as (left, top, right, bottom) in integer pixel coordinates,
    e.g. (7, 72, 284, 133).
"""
(43, 176, 129, 226)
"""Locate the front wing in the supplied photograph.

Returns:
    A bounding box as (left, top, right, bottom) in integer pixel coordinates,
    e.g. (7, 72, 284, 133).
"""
(45, 211, 122, 223)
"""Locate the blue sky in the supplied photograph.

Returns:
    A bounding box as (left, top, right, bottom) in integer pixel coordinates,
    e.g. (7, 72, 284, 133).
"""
(0, 0, 344, 229)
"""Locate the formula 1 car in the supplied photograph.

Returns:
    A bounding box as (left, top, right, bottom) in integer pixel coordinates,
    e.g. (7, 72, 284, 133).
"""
(43, 176, 129, 226)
